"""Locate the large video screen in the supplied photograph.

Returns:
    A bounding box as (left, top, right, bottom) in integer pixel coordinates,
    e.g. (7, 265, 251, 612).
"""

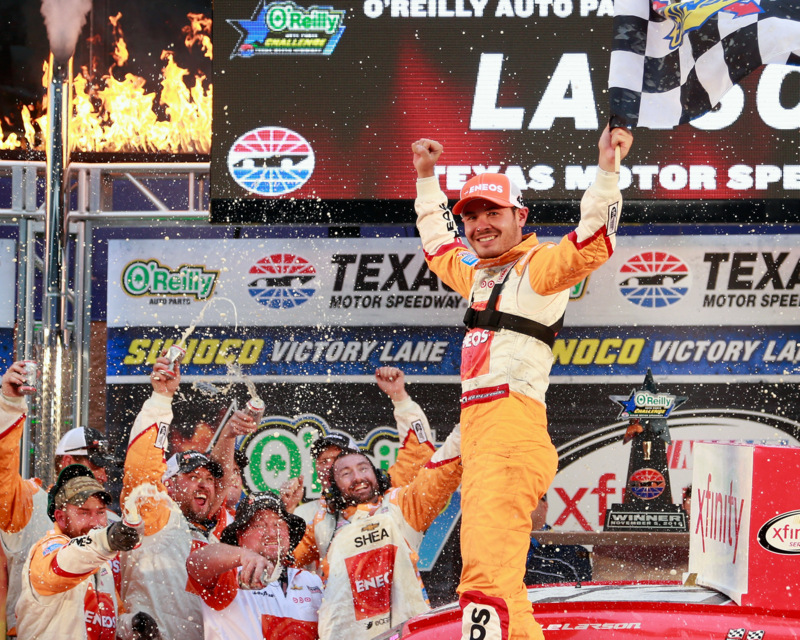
(210, 0, 800, 220)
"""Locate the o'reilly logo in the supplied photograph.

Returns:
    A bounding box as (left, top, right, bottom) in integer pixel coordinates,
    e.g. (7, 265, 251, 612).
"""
(122, 260, 219, 300)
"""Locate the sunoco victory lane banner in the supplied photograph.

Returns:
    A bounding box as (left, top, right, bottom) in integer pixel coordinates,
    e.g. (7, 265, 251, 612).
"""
(107, 229, 800, 382)
(0, 239, 16, 369)
(211, 0, 800, 216)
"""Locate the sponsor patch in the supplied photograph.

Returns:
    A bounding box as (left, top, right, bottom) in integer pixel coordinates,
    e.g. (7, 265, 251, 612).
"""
(155, 422, 169, 450)
(607, 201, 620, 236)
(42, 542, 64, 556)
(411, 419, 428, 444)
(458, 251, 479, 266)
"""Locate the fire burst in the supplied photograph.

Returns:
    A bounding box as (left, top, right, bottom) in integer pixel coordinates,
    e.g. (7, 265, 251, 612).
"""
(0, 13, 212, 155)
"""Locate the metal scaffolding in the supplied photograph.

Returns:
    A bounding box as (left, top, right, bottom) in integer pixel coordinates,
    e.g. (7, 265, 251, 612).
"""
(0, 158, 209, 477)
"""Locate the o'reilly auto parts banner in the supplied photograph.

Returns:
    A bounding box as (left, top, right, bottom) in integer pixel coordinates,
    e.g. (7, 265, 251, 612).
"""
(211, 0, 800, 220)
(0, 239, 16, 369)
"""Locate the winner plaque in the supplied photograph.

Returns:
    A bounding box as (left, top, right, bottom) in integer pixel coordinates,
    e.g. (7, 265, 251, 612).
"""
(603, 369, 689, 532)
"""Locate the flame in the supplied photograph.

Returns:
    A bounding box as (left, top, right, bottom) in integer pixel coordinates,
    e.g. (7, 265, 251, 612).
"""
(0, 13, 211, 155)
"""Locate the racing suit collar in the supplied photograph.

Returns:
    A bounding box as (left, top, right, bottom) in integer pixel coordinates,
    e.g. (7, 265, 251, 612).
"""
(474, 233, 539, 270)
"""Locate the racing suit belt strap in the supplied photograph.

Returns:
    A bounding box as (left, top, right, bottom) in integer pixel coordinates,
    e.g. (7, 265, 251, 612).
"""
(462, 262, 564, 349)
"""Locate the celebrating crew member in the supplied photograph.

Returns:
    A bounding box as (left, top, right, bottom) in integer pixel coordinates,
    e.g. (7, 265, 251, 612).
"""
(117, 356, 257, 640)
(0, 362, 117, 637)
(287, 367, 435, 573)
(15, 465, 151, 639)
(282, 366, 434, 524)
(411, 124, 633, 640)
(316, 427, 462, 640)
(186, 492, 323, 640)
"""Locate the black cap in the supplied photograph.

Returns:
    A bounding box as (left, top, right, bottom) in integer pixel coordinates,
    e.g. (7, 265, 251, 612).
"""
(162, 450, 224, 482)
(309, 432, 359, 460)
(47, 464, 111, 521)
(220, 492, 306, 550)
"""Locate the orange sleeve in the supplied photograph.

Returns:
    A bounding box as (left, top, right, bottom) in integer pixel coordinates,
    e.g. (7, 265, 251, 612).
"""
(392, 457, 463, 533)
(291, 520, 320, 569)
(0, 397, 38, 533)
(29, 532, 104, 597)
(414, 177, 476, 300)
(527, 168, 620, 295)
(121, 393, 174, 536)
(388, 430, 435, 489)
(185, 563, 238, 611)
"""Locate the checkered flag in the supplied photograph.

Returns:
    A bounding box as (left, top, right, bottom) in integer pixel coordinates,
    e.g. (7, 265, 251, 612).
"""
(725, 630, 745, 640)
(608, 0, 800, 128)
(747, 632, 765, 640)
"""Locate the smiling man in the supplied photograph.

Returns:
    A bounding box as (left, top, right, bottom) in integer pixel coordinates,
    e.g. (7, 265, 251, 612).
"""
(316, 428, 462, 640)
(118, 356, 255, 640)
(15, 465, 144, 640)
(186, 492, 322, 640)
(411, 125, 633, 640)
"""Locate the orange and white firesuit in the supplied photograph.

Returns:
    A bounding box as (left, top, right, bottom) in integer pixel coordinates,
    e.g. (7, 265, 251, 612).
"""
(16, 524, 121, 640)
(316, 433, 462, 640)
(117, 391, 216, 640)
(293, 395, 436, 572)
(0, 394, 53, 637)
(414, 168, 622, 640)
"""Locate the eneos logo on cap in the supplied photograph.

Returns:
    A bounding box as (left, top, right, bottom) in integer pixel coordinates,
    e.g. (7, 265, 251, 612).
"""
(453, 173, 524, 216)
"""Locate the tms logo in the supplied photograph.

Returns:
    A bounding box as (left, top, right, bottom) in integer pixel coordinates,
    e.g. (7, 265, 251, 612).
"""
(618, 251, 689, 308)
(629, 468, 665, 500)
(227, 126, 314, 196)
(248, 254, 317, 309)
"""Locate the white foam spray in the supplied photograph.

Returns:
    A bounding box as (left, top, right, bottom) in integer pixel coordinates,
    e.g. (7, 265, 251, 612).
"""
(122, 483, 167, 527)
(40, 0, 92, 63)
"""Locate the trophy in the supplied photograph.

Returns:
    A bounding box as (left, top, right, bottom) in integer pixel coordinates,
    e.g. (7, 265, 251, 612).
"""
(603, 369, 689, 532)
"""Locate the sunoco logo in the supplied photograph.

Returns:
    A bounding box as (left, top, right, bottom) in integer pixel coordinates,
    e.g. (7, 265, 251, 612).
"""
(248, 254, 317, 309)
(122, 260, 218, 300)
(228, 0, 346, 57)
(227, 126, 314, 196)
(757, 509, 800, 554)
(618, 251, 689, 308)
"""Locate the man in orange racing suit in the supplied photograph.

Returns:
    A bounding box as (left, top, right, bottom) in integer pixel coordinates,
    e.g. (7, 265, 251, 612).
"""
(411, 124, 633, 640)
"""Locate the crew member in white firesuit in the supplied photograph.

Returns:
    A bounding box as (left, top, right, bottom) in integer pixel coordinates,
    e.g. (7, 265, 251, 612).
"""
(281, 366, 434, 525)
(186, 492, 323, 640)
(15, 464, 148, 639)
(316, 426, 462, 640)
(117, 355, 257, 640)
(411, 124, 633, 640)
(0, 362, 118, 637)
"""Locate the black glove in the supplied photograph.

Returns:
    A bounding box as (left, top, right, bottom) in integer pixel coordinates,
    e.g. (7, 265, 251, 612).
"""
(132, 611, 162, 640)
(106, 520, 141, 552)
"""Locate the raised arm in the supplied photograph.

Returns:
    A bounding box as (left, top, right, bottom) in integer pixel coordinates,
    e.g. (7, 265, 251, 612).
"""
(0, 363, 35, 533)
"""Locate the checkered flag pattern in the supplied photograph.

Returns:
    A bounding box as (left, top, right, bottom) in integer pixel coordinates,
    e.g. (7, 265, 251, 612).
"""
(725, 630, 745, 640)
(608, 0, 800, 128)
(747, 632, 765, 640)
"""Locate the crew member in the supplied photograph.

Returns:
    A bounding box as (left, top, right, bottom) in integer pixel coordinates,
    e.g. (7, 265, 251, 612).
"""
(317, 426, 462, 640)
(411, 124, 633, 640)
(283, 366, 435, 573)
(0, 362, 117, 637)
(15, 465, 146, 639)
(186, 492, 322, 639)
(118, 356, 256, 640)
